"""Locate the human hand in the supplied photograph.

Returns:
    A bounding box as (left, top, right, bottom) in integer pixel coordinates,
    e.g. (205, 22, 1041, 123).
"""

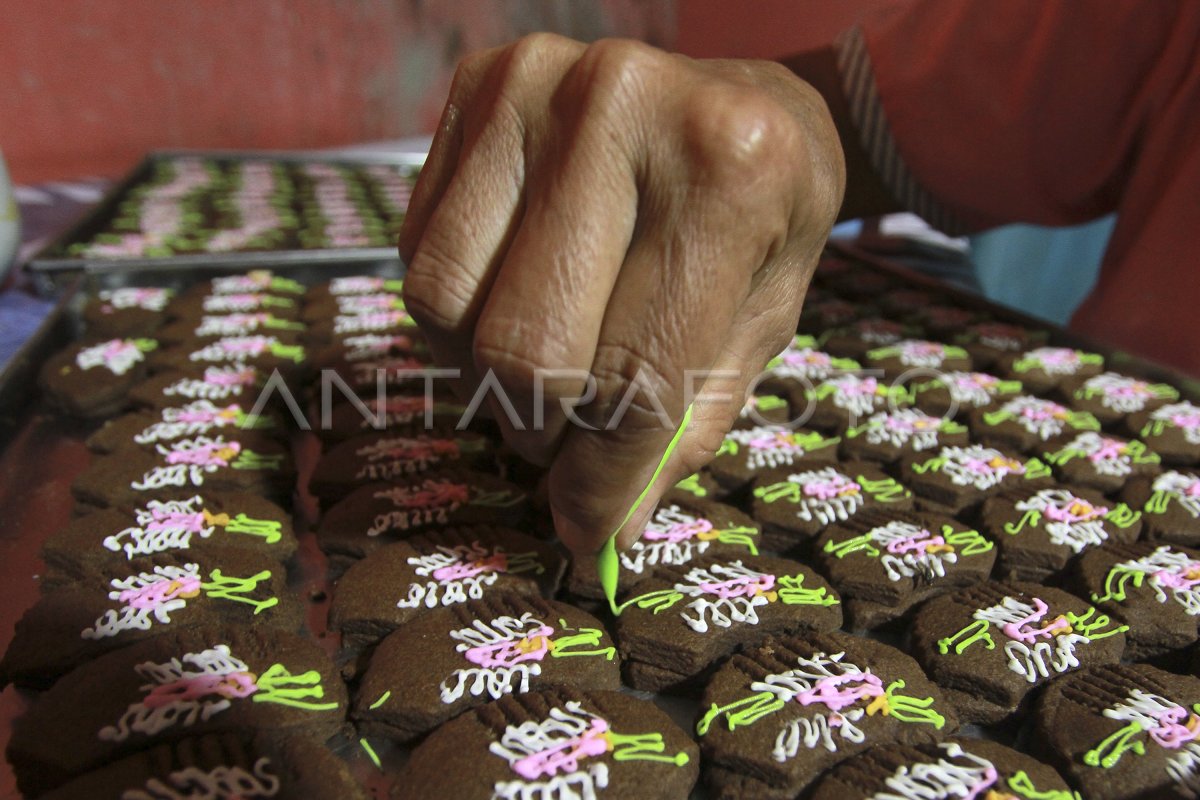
(399, 34, 845, 555)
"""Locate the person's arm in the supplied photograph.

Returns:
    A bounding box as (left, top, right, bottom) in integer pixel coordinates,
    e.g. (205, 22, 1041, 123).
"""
(398, 35, 846, 555)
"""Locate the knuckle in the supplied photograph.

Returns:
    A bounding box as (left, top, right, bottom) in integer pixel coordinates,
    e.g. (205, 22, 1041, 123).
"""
(496, 32, 578, 96)
(589, 340, 679, 427)
(402, 238, 479, 334)
(573, 38, 661, 106)
(472, 331, 550, 398)
(682, 84, 800, 181)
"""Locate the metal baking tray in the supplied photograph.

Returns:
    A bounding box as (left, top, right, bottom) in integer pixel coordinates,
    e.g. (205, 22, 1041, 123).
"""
(2, 245, 1197, 798)
(24, 149, 427, 294)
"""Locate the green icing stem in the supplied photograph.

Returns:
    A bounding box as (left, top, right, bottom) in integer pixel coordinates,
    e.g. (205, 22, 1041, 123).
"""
(598, 402, 695, 615)
(359, 738, 383, 770)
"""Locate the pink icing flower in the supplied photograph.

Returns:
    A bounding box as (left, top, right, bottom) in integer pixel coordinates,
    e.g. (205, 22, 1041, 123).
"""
(802, 475, 861, 500)
(1001, 598, 1072, 644)
(839, 377, 878, 396)
(1147, 705, 1200, 750)
(166, 440, 241, 467)
(206, 367, 257, 387)
(1043, 495, 1107, 524)
(1089, 438, 1127, 463)
(795, 672, 884, 712)
(782, 350, 831, 368)
(1153, 562, 1200, 592)
(512, 717, 610, 781)
(1171, 410, 1200, 430)
(143, 671, 258, 708)
(464, 624, 555, 669)
(431, 552, 508, 583)
(748, 431, 805, 452)
(698, 574, 776, 599)
(388, 480, 470, 508)
(146, 509, 208, 533)
(885, 531, 945, 556)
(118, 575, 203, 609)
(643, 518, 714, 544)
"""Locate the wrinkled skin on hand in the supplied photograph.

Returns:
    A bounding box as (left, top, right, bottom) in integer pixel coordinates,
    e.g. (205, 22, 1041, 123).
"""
(399, 34, 845, 555)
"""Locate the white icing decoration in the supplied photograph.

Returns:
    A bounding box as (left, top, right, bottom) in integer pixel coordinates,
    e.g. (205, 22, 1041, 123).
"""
(824, 375, 884, 417)
(1083, 373, 1158, 414)
(490, 701, 610, 800)
(619, 505, 713, 575)
(333, 311, 409, 335)
(725, 427, 815, 472)
(439, 613, 551, 703)
(1154, 472, 1200, 519)
(1101, 690, 1200, 798)
(1112, 546, 1200, 616)
(1014, 488, 1111, 554)
(1060, 431, 1136, 478)
(105, 497, 216, 559)
(866, 741, 998, 800)
(162, 367, 256, 401)
(396, 541, 540, 609)
(866, 521, 959, 582)
(130, 436, 238, 491)
(941, 372, 1001, 408)
(193, 314, 273, 337)
(935, 445, 1024, 491)
(100, 288, 170, 312)
(188, 336, 280, 363)
(119, 756, 280, 799)
(859, 409, 945, 451)
(133, 401, 241, 444)
(666, 561, 777, 633)
(996, 396, 1072, 441)
(367, 480, 467, 536)
(343, 333, 410, 361)
(768, 340, 838, 381)
(890, 340, 949, 369)
(973, 597, 1089, 684)
(783, 467, 864, 525)
(77, 340, 146, 376)
(1153, 403, 1200, 446)
(1020, 347, 1082, 376)
(329, 276, 387, 295)
(82, 563, 202, 639)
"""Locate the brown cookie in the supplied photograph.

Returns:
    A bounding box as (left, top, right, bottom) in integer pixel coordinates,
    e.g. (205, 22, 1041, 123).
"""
(814, 508, 996, 630)
(1128, 400, 1200, 466)
(795, 373, 912, 433)
(696, 630, 956, 800)
(39, 337, 160, 418)
(909, 580, 1127, 725)
(1123, 470, 1200, 546)
(969, 395, 1102, 455)
(1067, 371, 1179, 427)
(86, 400, 283, 454)
(396, 688, 698, 800)
(329, 526, 565, 652)
(953, 322, 1048, 369)
(1043, 431, 1162, 494)
(353, 593, 620, 743)
(897, 444, 1052, 516)
(907, 370, 1024, 418)
(708, 426, 841, 496)
(997, 345, 1105, 395)
(840, 408, 969, 464)
(83, 287, 175, 338)
(864, 339, 972, 379)
(1031, 663, 1200, 800)
(613, 552, 842, 693)
(820, 316, 920, 361)
(128, 365, 273, 411)
(6, 626, 347, 797)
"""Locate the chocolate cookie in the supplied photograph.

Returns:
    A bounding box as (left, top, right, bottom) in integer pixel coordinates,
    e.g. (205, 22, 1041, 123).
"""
(41, 492, 296, 584)
(6, 626, 347, 797)
(170, 289, 301, 319)
(907, 370, 1024, 417)
(796, 296, 868, 335)
(1129, 400, 1200, 466)
(1043, 431, 1162, 493)
(149, 335, 307, 374)
(177, 270, 306, 301)
(305, 274, 404, 303)
(41, 733, 367, 800)
(907, 305, 982, 339)
(1123, 470, 1200, 546)
(314, 394, 468, 444)
(40, 337, 159, 418)
(672, 470, 724, 501)
(808, 738, 1075, 800)
(732, 392, 794, 428)
(306, 308, 418, 346)
(1077, 541, 1200, 660)
(1, 547, 300, 689)
(797, 373, 912, 432)
(696, 630, 955, 800)
(981, 486, 1142, 582)
(72, 433, 294, 510)
(953, 322, 1047, 369)
(308, 431, 495, 505)
(397, 688, 698, 800)
(814, 508, 996, 630)
(353, 593, 620, 742)
(864, 339, 972, 379)
(840, 408, 969, 464)
(750, 460, 913, 551)
(820, 316, 919, 361)
(1031, 663, 1200, 799)
(128, 365, 272, 410)
(909, 580, 1127, 724)
(86, 400, 281, 454)
(708, 426, 840, 495)
(897, 444, 1052, 515)
(759, 335, 862, 394)
(567, 494, 761, 598)
(613, 552, 841, 692)
(301, 287, 405, 322)
(315, 470, 530, 567)
(970, 395, 1101, 454)
(83, 287, 175, 338)
(329, 526, 565, 652)
(157, 312, 306, 345)
(998, 345, 1105, 395)
(1068, 371, 1180, 427)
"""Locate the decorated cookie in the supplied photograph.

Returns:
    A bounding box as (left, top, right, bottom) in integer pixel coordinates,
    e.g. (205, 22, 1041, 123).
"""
(397, 688, 698, 800)
(1076, 541, 1200, 660)
(814, 508, 996, 630)
(86, 400, 281, 454)
(315, 469, 529, 567)
(840, 408, 969, 464)
(0, 548, 300, 689)
(732, 392, 794, 428)
(305, 274, 404, 305)
(567, 494, 761, 598)
(1031, 663, 1200, 800)
(41, 492, 295, 583)
(1123, 470, 1200, 546)
(820, 316, 920, 361)
(878, 288, 939, 317)
(1068, 371, 1180, 426)
(150, 334, 307, 374)
(6, 627, 347, 798)
(750, 460, 913, 551)
(999, 346, 1105, 395)
(72, 433, 294, 510)
(796, 296, 868, 334)
(981, 486, 1142, 582)
(1043, 431, 1162, 493)
(40, 732, 368, 800)
(156, 311, 306, 345)
(306, 307, 418, 346)
(797, 373, 912, 432)
(970, 395, 1101, 454)
(353, 593, 620, 743)
(613, 552, 841, 692)
(864, 339, 972, 379)
(954, 322, 1048, 369)
(308, 431, 494, 505)
(329, 526, 565, 652)
(1129, 400, 1200, 466)
(169, 289, 300, 320)
(821, 263, 897, 299)
(83, 287, 175, 338)
(179, 271, 306, 300)
(708, 426, 840, 495)
(908, 370, 1024, 417)
(759, 335, 861, 393)
(673, 471, 723, 501)
(128, 365, 271, 410)
(315, 354, 450, 401)
(306, 330, 428, 373)
(696, 630, 955, 800)
(302, 288, 405, 323)
(39, 337, 159, 418)
(808, 739, 1077, 800)
(897, 444, 1051, 515)
(910, 580, 1127, 724)
(907, 305, 983, 339)
(315, 394, 468, 444)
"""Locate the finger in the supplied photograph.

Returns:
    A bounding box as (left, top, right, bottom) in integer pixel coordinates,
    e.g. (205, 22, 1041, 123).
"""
(548, 82, 804, 555)
(471, 42, 651, 465)
(401, 34, 584, 403)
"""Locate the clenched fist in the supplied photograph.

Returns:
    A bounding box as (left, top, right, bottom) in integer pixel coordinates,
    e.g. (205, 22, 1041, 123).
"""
(399, 34, 845, 555)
